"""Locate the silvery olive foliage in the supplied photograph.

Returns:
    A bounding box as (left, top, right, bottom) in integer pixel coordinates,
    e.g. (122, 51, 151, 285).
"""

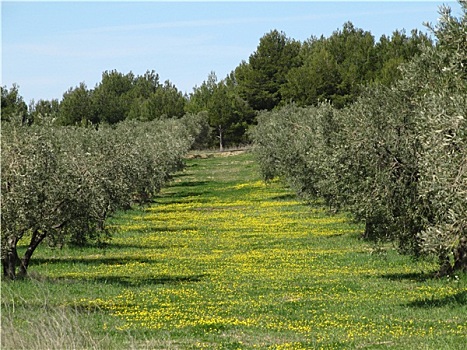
(1, 117, 195, 279)
(411, 1, 467, 273)
(251, 1, 466, 274)
(180, 111, 212, 150)
(250, 103, 341, 206)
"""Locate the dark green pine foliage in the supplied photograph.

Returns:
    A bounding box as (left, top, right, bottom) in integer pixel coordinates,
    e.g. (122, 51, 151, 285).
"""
(1, 84, 29, 123)
(237, 30, 301, 111)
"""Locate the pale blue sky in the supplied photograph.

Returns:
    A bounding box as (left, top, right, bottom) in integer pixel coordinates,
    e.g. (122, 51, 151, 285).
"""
(1, 1, 462, 103)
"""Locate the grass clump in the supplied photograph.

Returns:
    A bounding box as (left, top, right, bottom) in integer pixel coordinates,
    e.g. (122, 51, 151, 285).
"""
(2, 151, 466, 349)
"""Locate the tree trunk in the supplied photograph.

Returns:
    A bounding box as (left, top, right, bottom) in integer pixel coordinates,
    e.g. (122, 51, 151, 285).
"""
(453, 237, 467, 272)
(18, 229, 47, 277)
(2, 236, 20, 280)
(436, 253, 453, 277)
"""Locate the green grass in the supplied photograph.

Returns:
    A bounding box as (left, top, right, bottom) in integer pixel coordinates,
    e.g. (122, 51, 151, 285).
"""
(2, 151, 466, 349)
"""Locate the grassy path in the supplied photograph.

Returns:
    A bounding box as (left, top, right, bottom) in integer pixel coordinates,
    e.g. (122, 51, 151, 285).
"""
(2, 152, 466, 349)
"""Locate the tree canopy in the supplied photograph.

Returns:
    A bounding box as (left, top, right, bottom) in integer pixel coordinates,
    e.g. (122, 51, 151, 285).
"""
(236, 30, 301, 111)
(1, 84, 29, 123)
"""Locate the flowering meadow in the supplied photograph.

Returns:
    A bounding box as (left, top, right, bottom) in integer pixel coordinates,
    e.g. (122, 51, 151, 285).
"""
(2, 152, 466, 349)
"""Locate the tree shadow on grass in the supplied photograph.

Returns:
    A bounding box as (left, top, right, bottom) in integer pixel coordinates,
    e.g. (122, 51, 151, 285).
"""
(89, 273, 208, 287)
(29, 255, 159, 267)
(153, 197, 212, 207)
(29, 235, 189, 268)
(270, 193, 297, 201)
(5, 269, 207, 287)
(107, 242, 176, 250)
(155, 189, 216, 205)
(407, 290, 467, 308)
(169, 180, 211, 188)
(379, 271, 435, 282)
(158, 191, 203, 199)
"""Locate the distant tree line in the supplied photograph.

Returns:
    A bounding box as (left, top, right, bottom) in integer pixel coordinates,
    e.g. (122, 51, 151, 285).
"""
(2, 20, 432, 150)
(250, 2, 466, 275)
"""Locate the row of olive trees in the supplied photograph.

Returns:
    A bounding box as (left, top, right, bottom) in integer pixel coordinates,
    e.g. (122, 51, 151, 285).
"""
(250, 2, 466, 274)
(1, 115, 204, 279)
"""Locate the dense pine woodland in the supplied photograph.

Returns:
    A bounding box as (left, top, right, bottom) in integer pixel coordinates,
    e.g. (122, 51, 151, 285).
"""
(1, 1, 466, 278)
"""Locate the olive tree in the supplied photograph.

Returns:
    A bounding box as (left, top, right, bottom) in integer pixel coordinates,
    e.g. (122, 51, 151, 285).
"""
(250, 103, 341, 207)
(337, 84, 423, 252)
(411, 1, 467, 273)
(347, 0, 467, 272)
(1, 119, 76, 278)
(180, 111, 212, 150)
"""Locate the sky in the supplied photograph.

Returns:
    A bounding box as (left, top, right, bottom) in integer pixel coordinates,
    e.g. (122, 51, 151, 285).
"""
(1, 1, 463, 104)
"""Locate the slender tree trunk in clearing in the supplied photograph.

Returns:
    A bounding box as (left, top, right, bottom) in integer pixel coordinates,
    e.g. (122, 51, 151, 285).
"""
(218, 126, 224, 152)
